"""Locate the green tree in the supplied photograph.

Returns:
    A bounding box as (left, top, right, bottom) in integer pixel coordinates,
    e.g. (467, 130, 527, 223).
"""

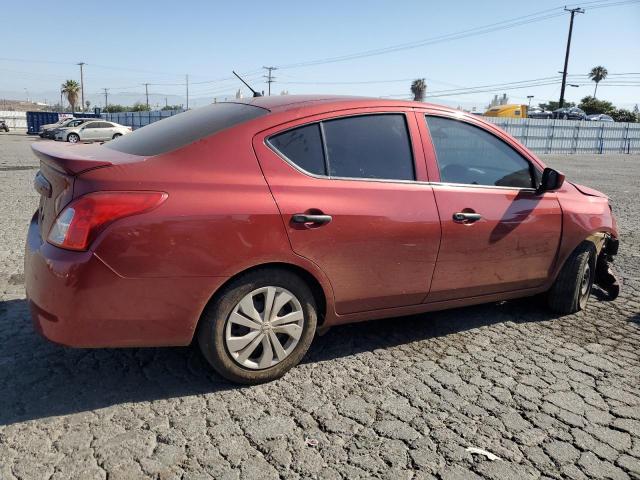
(161, 104, 183, 111)
(103, 104, 127, 113)
(61, 80, 80, 112)
(538, 100, 574, 111)
(131, 102, 151, 112)
(411, 78, 427, 102)
(588, 66, 608, 99)
(578, 96, 614, 115)
(609, 108, 637, 123)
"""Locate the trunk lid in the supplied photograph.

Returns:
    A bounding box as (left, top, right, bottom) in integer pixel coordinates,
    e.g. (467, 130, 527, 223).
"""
(31, 142, 145, 240)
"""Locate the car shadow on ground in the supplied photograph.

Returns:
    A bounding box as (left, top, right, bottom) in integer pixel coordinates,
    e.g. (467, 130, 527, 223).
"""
(0, 294, 626, 426)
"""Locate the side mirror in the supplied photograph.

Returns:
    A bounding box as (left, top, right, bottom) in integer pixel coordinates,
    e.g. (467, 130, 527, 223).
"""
(537, 167, 565, 194)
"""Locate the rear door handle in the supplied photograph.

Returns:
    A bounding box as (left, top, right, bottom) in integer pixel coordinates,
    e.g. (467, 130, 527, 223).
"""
(292, 214, 332, 225)
(452, 212, 482, 223)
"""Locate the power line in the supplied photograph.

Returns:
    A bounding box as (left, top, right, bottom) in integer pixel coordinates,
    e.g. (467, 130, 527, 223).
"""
(263, 66, 277, 96)
(277, 11, 565, 69)
(382, 79, 564, 99)
(142, 83, 150, 108)
(102, 88, 109, 108)
(275, 0, 638, 70)
(558, 7, 585, 108)
(78, 62, 85, 112)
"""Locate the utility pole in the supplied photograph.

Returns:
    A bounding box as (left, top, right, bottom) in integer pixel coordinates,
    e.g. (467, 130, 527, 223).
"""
(186, 74, 189, 110)
(165, 97, 168, 108)
(60, 90, 63, 112)
(263, 66, 277, 96)
(77, 62, 85, 112)
(527, 95, 534, 108)
(102, 88, 109, 109)
(143, 83, 150, 109)
(558, 7, 584, 109)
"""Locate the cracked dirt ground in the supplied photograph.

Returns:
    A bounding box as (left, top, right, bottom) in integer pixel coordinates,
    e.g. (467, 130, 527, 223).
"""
(0, 134, 638, 479)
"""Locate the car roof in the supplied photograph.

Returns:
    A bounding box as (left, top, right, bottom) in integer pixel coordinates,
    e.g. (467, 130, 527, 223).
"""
(226, 94, 454, 114)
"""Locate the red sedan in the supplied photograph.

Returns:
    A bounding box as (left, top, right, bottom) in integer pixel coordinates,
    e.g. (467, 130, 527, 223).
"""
(25, 96, 620, 383)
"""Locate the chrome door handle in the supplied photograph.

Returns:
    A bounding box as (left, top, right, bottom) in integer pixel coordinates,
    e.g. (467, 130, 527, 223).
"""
(292, 214, 332, 225)
(452, 212, 482, 223)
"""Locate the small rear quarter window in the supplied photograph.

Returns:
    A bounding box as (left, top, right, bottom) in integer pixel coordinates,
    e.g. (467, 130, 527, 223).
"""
(268, 124, 326, 175)
(105, 102, 268, 156)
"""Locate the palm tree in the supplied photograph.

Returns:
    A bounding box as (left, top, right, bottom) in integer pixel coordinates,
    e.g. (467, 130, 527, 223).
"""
(411, 78, 427, 102)
(61, 80, 80, 112)
(588, 66, 608, 99)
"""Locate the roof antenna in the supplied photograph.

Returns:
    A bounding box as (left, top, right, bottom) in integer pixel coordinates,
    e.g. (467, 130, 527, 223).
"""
(233, 71, 262, 97)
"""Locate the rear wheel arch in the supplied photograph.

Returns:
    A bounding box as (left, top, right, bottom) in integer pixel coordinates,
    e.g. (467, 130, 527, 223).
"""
(194, 262, 328, 339)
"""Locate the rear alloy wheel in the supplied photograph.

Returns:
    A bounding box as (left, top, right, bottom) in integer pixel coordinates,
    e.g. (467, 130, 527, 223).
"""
(548, 242, 596, 314)
(112, 133, 122, 139)
(67, 133, 80, 143)
(198, 269, 317, 384)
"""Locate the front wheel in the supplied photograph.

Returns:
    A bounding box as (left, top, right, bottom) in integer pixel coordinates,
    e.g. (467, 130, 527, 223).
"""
(548, 242, 596, 314)
(67, 133, 80, 143)
(563, 114, 569, 120)
(112, 133, 122, 139)
(198, 269, 317, 384)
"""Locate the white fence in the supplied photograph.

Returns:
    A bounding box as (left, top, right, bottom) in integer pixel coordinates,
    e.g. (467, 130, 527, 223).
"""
(485, 117, 640, 154)
(101, 110, 183, 130)
(0, 111, 27, 129)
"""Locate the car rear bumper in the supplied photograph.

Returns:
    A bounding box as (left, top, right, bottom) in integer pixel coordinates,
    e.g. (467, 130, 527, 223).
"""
(25, 212, 226, 348)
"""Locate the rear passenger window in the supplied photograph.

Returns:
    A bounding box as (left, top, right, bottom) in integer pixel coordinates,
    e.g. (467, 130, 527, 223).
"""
(425, 115, 534, 188)
(268, 114, 415, 181)
(268, 124, 326, 175)
(106, 102, 268, 156)
(324, 115, 414, 180)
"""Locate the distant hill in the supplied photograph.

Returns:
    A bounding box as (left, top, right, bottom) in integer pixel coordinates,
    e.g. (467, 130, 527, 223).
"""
(0, 99, 50, 112)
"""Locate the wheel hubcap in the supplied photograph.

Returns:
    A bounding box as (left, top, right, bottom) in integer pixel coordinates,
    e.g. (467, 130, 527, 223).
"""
(224, 286, 304, 370)
(580, 264, 591, 297)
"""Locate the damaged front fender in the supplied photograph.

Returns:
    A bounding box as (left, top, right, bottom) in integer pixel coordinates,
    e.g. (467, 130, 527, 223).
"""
(595, 235, 622, 300)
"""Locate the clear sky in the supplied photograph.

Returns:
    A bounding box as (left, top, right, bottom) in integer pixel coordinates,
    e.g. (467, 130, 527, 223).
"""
(2, 0, 639, 110)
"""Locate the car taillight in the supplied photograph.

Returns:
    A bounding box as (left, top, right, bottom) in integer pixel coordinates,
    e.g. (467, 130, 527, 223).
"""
(47, 191, 168, 251)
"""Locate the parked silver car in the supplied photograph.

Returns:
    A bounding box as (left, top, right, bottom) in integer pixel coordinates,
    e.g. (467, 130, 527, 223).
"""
(42, 118, 95, 139)
(55, 120, 132, 143)
(527, 106, 553, 119)
(39, 117, 74, 137)
(587, 114, 614, 122)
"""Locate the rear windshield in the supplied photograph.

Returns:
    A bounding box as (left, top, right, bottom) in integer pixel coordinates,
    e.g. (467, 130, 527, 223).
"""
(105, 102, 269, 156)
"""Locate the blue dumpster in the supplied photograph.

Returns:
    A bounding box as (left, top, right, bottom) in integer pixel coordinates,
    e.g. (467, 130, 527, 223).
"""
(26, 112, 62, 135)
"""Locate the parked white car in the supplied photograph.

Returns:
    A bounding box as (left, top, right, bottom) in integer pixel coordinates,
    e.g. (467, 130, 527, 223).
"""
(55, 120, 132, 143)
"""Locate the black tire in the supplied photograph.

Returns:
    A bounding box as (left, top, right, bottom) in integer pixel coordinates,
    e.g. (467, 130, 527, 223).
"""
(563, 114, 569, 120)
(197, 268, 317, 384)
(548, 242, 596, 314)
(112, 133, 122, 139)
(67, 133, 80, 143)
